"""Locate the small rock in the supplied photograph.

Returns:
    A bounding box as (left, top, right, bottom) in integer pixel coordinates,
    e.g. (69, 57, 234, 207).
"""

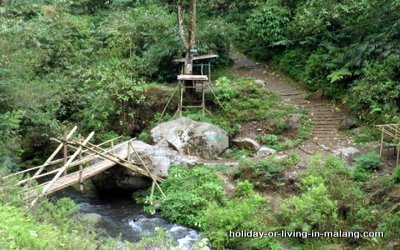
(333, 147, 361, 161)
(256, 146, 277, 157)
(255, 79, 266, 86)
(233, 137, 260, 151)
(287, 114, 303, 131)
(83, 213, 102, 224)
(307, 89, 324, 100)
(339, 116, 357, 131)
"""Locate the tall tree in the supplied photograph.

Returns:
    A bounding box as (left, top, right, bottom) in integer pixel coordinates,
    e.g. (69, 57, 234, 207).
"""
(177, 0, 197, 75)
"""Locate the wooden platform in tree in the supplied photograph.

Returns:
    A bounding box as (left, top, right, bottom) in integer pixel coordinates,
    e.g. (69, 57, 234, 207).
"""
(177, 74, 208, 81)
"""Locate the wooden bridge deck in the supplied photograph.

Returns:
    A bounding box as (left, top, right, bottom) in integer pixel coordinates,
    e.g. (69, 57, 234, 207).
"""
(43, 145, 129, 196)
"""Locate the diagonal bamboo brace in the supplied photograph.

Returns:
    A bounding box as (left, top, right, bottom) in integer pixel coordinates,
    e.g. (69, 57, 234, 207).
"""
(29, 131, 94, 208)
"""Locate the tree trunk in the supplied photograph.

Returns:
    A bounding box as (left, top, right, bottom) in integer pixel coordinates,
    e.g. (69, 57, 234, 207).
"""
(177, 0, 197, 75)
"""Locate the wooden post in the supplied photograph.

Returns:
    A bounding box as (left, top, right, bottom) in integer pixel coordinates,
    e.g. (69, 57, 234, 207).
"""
(33, 126, 78, 177)
(202, 80, 205, 115)
(78, 135, 84, 192)
(208, 62, 211, 84)
(63, 131, 68, 176)
(380, 130, 384, 157)
(179, 80, 183, 117)
(397, 143, 400, 166)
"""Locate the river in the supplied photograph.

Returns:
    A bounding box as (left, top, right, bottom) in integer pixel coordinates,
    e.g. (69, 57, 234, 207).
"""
(54, 188, 201, 249)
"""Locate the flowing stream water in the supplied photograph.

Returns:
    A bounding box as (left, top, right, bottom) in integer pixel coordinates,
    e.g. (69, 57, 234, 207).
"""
(54, 188, 201, 249)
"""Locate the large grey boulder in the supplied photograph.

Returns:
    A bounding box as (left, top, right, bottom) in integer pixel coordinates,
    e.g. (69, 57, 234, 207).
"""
(151, 117, 229, 159)
(92, 140, 201, 192)
(233, 137, 260, 151)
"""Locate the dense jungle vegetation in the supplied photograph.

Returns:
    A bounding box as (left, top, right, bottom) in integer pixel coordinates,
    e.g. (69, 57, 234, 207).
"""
(1, 0, 400, 249)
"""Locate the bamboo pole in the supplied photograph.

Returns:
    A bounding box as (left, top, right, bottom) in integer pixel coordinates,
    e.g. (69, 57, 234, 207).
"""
(78, 135, 84, 192)
(380, 130, 384, 157)
(159, 84, 180, 122)
(33, 126, 78, 177)
(17, 144, 119, 186)
(150, 181, 155, 205)
(129, 142, 165, 197)
(30, 132, 95, 208)
(63, 131, 68, 176)
(71, 140, 162, 181)
(180, 81, 183, 117)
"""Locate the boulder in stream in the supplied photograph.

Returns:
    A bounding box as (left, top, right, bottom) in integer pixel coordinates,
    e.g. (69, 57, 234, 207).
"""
(151, 117, 229, 159)
(92, 140, 201, 192)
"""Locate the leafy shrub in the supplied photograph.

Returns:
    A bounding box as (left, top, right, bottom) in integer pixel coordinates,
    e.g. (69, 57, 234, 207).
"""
(378, 211, 400, 241)
(215, 76, 237, 102)
(236, 158, 286, 190)
(200, 194, 277, 250)
(354, 152, 382, 171)
(257, 134, 279, 146)
(245, 2, 291, 47)
(279, 175, 339, 232)
(235, 180, 255, 197)
(141, 166, 226, 228)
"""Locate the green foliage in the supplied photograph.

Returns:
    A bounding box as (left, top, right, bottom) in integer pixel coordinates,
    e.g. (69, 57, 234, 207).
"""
(235, 180, 255, 197)
(0, 111, 24, 171)
(378, 211, 400, 241)
(138, 131, 150, 143)
(279, 175, 338, 232)
(236, 0, 400, 123)
(354, 152, 382, 171)
(0, 202, 125, 249)
(214, 76, 236, 101)
(236, 158, 286, 190)
(140, 166, 226, 228)
(258, 134, 279, 145)
(199, 194, 278, 250)
(350, 56, 400, 123)
(246, 2, 291, 47)
(393, 166, 400, 183)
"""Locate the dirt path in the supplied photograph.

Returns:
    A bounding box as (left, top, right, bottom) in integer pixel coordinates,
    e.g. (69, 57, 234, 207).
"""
(231, 52, 354, 160)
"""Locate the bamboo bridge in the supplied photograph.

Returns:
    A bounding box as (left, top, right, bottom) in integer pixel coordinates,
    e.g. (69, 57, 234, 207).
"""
(3, 126, 165, 208)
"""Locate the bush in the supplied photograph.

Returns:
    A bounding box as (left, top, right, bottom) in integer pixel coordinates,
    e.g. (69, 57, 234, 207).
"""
(354, 152, 382, 171)
(235, 180, 255, 197)
(236, 158, 286, 191)
(140, 166, 226, 228)
(279, 175, 339, 232)
(200, 194, 277, 250)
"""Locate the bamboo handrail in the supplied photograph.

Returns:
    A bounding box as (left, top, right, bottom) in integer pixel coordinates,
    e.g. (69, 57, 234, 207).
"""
(33, 126, 78, 177)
